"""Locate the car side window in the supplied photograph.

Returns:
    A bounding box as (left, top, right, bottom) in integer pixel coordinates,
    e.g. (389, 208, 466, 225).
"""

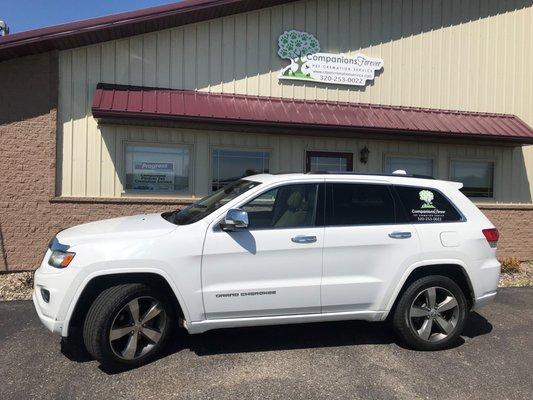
(241, 183, 322, 229)
(394, 185, 463, 223)
(326, 183, 396, 226)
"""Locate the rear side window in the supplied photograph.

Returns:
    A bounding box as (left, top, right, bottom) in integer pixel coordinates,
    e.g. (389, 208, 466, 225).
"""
(326, 183, 396, 226)
(395, 186, 463, 223)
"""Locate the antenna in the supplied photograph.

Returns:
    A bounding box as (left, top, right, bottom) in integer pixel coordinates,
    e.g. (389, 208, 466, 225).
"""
(0, 21, 9, 36)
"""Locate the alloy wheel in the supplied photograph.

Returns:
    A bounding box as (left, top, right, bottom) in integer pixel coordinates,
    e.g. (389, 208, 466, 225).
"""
(108, 296, 167, 360)
(408, 286, 460, 342)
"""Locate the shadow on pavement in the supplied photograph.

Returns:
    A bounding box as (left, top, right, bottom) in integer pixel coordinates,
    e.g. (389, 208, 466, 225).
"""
(61, 311, 493, 375)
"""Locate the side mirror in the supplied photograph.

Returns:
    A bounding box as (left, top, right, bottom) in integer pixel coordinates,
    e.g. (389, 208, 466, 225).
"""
(221, 208, 249, 231)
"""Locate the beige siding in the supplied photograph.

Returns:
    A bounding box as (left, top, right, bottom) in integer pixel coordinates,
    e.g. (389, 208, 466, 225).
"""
(57, 0, 533, 201)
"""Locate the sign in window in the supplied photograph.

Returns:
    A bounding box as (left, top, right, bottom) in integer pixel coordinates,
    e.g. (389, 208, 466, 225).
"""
(125, 144, 190, 194)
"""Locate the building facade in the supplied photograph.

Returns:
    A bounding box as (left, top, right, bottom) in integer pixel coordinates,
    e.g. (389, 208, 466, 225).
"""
(1, 0, 533, 271)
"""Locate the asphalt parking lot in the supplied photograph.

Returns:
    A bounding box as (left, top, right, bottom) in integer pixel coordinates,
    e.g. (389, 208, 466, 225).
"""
(0, 287, 531, 400)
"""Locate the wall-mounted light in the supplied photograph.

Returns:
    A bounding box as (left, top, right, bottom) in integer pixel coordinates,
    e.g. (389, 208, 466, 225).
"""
(359, 146, 370, 164)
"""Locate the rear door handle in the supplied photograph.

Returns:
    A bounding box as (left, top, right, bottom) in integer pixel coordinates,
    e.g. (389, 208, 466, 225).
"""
(388, 231, 412, 239)
(291, 235, 317, 244)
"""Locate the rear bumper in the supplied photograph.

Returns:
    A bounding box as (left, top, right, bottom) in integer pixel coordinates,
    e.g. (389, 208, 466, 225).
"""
(472, 290, 497, 310)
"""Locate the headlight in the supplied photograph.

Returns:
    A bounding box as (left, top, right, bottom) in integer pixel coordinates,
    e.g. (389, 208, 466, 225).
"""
(48, 251, 76, 268)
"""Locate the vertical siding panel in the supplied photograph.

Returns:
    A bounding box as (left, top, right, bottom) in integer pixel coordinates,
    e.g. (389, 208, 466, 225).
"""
(327, 0, 339, 101)
(348, 0, 362, 104)
(293, 1, 306, 100)
(234, 14, 247, 94)
(157, 31, 171, 88)
(304, 1, 317, 101)
(100, 42, 117, 197)
(221, 17, 235, 93)
(209, 19, 223, 93)
(129, 36, 143, 85)
(114, 126, 128, 196)
(58, 51, 73, 196)
(86, 45, 101, 197)
(183, 26, 197, 90)
(281, 4, 295, 99)
(315, 0, 328, 101)
(170, 29, 184, 89)
(197, 23, 210, 91)
(71, 48, 88, 196)
(379, 0, 393, 106)
(246, 12, 260, 96)
(337, 0, 351, 102)
(143, 33, 157, 86)
(115, 39, 129, 85)
(270, 6, 283, 98)
(258, 9, 271, 97)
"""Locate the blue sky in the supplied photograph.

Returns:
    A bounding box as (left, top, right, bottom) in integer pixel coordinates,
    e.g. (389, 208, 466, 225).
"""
(1, 1, 178, 33)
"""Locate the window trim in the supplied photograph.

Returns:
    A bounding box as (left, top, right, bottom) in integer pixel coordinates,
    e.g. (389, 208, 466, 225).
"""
(448, 158, 496, 200)
(209, 145, 273, 194)
(382, 154, 435, 177)
(324, 181, 399, 228)
(121, 140, 194, 198)
(305, 151, 354, 173)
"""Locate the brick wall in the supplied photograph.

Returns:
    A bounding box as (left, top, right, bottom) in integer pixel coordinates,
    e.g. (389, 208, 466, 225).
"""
(0, 52, 531, 271)
(479, 205, 533, 261)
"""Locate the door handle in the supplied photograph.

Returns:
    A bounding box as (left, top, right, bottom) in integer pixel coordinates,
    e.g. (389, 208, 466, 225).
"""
(291, 235, 317, 244)
(388, 231, 412, 239)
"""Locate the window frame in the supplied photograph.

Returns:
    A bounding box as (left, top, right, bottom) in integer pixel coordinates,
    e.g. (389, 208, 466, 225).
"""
(448, 158, 496, 200)
(210, 145, 273, 194)
(305, 151, 354, 173)
(121, 140, 194, 198)
(383, 154, 435, 177)
(224, 181, 326, 231)
(324, 181, 400, 227)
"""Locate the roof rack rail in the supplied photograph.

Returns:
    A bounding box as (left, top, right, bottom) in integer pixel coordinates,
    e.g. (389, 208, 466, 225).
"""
(306, 171, 436, 179)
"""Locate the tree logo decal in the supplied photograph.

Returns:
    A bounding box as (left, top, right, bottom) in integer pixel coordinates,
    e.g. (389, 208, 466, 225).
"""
(277, 30, 384, 86)
(419, 190, 435, 209)
(278, 30, 320, 80)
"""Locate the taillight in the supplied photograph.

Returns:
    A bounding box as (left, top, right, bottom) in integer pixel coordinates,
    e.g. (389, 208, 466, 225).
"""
(482, 228, 499, 248)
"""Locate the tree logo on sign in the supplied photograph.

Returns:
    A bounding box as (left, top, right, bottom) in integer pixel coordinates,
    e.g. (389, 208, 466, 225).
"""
(419, 190, 435, 209)
(278, 30, 320, 80)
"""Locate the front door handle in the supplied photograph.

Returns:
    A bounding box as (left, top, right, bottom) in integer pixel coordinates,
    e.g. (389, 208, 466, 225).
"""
(291, 235, 317, 244)
(388, 231, 412, 239)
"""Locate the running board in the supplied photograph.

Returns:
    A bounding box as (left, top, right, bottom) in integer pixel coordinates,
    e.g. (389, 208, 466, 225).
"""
(183, 310, 386, 334)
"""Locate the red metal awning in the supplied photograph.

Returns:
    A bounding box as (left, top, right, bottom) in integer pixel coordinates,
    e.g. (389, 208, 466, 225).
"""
(91, 83, 533, 143)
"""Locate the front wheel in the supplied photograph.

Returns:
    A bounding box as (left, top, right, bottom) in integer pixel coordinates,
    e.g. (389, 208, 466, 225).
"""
(83, 283, 174, 368)
(392, 275, 468, 350)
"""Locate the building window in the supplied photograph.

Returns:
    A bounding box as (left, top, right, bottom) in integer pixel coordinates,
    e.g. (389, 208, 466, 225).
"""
(384, 156, 433, 176)
(212, 149, 270, 192)
(306, 151, 353, 172)
(450, 160, 494, 198)
(125, 144, 191, 194)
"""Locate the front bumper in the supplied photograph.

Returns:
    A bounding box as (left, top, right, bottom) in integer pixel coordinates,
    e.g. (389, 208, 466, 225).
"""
(32, 250, 79, 336)
(32, 290, 64, 334)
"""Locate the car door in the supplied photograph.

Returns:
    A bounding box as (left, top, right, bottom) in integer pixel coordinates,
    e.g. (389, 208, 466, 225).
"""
(321, 180, 420, 313)
(202, 181, 325, 319)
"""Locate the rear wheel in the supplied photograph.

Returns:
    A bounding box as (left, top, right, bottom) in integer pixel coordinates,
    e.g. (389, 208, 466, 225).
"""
(83, 283, 174, 368)
(392, 275, 468, 350)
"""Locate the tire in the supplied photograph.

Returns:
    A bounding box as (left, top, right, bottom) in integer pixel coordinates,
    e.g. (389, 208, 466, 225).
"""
(83, 283, 174, 369)
(392, 275, 468, 351)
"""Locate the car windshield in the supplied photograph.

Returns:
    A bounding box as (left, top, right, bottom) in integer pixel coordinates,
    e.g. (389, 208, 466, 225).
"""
(163, 180, 261, 225)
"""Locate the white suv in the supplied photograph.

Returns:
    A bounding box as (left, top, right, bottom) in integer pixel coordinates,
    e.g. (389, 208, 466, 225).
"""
(33, 173, 500, 368)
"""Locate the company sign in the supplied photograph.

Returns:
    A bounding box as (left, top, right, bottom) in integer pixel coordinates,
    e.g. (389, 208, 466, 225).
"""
(278, 30, 383, 87)
(132, 161, 174, 191)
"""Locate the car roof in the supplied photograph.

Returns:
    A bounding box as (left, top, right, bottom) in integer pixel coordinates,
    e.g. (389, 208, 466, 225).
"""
(246, 173, 463, 190)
